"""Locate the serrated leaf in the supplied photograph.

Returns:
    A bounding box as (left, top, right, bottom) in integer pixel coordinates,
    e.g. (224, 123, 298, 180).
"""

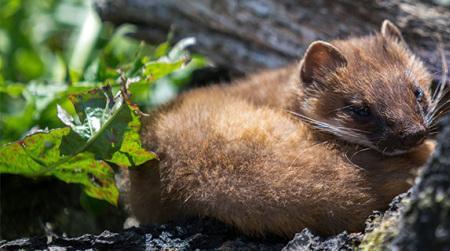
(1, 85, 156, 205)
(109, 108, 157, 166)
(52, 153, 118, 206)
(0, 128, 119, 205)
(1, 13, 203, 204)
(57, 86, 156, 166)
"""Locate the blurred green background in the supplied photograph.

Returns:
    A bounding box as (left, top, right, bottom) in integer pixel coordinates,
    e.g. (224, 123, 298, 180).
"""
(0, 0, 207, 145)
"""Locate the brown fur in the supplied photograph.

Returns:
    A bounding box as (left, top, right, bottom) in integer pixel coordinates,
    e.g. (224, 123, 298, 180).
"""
(124, 21, 436, 237)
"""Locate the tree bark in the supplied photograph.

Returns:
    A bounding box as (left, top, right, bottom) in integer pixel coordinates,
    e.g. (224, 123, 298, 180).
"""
(391, 113, 450, 250)
(94, 0, 449, 77)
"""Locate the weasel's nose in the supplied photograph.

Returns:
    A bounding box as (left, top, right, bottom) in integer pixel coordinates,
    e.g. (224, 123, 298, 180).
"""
(402, 127, 426, 148)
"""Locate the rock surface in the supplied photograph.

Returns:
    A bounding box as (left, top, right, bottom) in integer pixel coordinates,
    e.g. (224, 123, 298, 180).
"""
(0, 219, 285, 250)
(0, 218, 362, 250)
(359, 114, 450, 250)
(391, 115, 450, 250)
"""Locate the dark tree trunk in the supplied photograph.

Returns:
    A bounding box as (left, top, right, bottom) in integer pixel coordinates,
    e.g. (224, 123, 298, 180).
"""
(94, 0, 449, 78)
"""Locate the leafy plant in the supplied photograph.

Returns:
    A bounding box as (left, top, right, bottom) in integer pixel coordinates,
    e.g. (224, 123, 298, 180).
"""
(0, 0, 208, 205)
(0, 0, 207, 144)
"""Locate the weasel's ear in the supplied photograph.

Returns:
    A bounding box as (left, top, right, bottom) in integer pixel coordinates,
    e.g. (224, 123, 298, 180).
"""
(381, 20, 406, 45)
(299, 41, 347, 85)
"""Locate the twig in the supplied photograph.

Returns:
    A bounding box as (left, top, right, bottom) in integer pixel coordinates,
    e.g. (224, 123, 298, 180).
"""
(118, 69, 150, 117)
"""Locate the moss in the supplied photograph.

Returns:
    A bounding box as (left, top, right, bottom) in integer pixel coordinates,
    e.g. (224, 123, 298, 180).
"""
(358, 196, 411, 251)
(358, 216, 398, 251)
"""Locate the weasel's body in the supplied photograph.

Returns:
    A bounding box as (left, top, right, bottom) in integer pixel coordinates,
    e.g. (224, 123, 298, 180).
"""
(124, 21, 437, 236)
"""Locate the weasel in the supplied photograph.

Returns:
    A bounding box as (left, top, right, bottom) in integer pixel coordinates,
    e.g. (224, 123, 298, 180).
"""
(123, 20, 438, 237)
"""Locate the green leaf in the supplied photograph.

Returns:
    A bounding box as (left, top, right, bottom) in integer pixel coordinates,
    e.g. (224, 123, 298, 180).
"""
(0, 128, 118, 205)
(53, 153, 118, 206)
(0, 85, 156, 205)
(143, 60, 185, 81)
(154, 42, 170, 58)
(68, 5, 101, 82)
(0, 82, 25, 97)
(141, 38, 197, 81)
(58, 86, 156, 166)
(13, 48, 45, 80)
(109, 107, 157, 166)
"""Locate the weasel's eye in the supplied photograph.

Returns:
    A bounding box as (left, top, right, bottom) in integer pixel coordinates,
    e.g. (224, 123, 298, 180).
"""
(414, 88, 424, 102)
(347, 105, 371, 118)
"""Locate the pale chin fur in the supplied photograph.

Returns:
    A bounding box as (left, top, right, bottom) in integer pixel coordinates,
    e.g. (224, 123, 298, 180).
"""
(337, 134, 416, 157)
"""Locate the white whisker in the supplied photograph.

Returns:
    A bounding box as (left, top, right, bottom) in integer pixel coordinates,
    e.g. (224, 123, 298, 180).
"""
(350, 147, 371, 159)
(286, 110, 374, 148)
(426, 39, 449, 127)
(426, 99, 450, 126)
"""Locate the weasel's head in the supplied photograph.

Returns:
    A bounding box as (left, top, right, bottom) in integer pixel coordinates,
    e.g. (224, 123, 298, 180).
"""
(296, 20, 433, 156)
